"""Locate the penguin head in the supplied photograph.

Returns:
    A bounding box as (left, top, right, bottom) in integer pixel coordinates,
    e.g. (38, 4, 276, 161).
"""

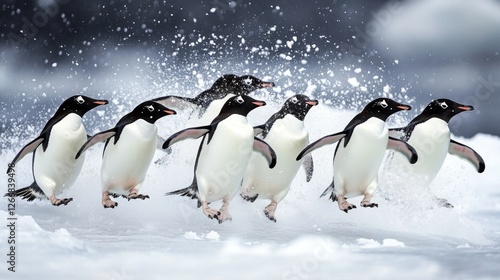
(233, 75, 275, 94)
(59, 95, 109, 116)
(211, 74, 240, 92)
(282, 94, 319, 121)
(421, 99, 474, 123)
(220, 95, 266, 117)
(133, 101, 177, 124)
(363, 98, 412, 121)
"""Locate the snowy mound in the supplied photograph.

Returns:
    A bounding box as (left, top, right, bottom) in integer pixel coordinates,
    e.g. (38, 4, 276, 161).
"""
(1, 100, 499, 279)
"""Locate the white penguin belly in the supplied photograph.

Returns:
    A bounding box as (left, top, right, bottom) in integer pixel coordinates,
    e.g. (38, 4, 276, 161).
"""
(33, 114, 87, 196)
(101, 120, 157, 193)
(243, 115, 308, 200)
(395, 118, 450, 182)
(334, 118, 388, 197)
(194, 94, 235, 126)
(196, 115, 253, 202)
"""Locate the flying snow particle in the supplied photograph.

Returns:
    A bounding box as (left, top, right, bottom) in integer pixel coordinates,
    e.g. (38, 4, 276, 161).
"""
(383, 85, 390, 93)
(51, 63, 57, 67)
(347, 77, 359, 87)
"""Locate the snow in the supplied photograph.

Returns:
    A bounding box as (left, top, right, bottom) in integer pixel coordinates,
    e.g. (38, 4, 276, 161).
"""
(0, 101, 499, 279)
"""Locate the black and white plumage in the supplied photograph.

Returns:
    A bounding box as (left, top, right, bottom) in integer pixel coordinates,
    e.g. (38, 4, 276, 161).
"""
(164, 95, 276, 223)
(388, 99, 485, 207)
(241, 94, 318, 222)
(152, 74, 274, 116)
(76, 101, 176, 208)
(297, 98, 418, 213)
(5, 95, 108, 206)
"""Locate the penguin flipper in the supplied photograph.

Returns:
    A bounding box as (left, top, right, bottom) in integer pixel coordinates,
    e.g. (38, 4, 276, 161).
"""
(156, 135, 172, 153)
(151, 95, 198, 111)
(75, 129, 116, 159)
(302, 154, 314, 182)
(387, 136, 418, 164)
(449, 139, 485, 173)
(296, 131, 346, 161)
(253, 124, 265, 136)
(8, 137, 44, 172)
(253, 137, 277, 168)
(4, 182, 45, 201)
(163, 126, 211, 149)
(388, 127, 405, 139)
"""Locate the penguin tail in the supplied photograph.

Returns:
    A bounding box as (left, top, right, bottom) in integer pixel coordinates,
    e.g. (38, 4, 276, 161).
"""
(166, 187, 197, 198)
(320, 181, 337, 202)
(166, 178, 199, 202)
(4, 182, 45, 202)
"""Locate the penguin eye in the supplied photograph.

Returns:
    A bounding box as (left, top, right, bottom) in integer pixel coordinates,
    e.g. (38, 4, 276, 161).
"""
(440, 102, 448, 109)
(379, 100, 388, 108)
(75, 96, 85, 104)
(291, 97, 298, 104)
(243, 78, 253, 86)
(145, 105, 155, 112)
(236, 96, 244, 104)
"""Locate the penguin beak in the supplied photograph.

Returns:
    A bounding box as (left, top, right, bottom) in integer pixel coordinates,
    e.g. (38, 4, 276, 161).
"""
(397, 105, 411, 110)
(306, 100, 319, 106)
(164, 109, 177, 115)
(252, 101, 266, 107)
(259, 82, 275, 88)
(457, 105, 474, 111)
(93, 100, 109, 105)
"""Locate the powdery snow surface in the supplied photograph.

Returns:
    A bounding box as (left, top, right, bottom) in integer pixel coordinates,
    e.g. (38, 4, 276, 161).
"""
(1, 102, 499, 280)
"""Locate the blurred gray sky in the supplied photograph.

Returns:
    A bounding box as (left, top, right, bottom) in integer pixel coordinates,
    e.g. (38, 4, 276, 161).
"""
(1, 0, 499, 137)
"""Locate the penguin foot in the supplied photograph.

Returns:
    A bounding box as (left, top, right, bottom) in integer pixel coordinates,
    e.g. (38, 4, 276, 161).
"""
(338, 201, 356, 213)
(110, 193, 127, 199)
(102, 199, 118, 209)
(240, 193, 259, 203)
(127, 193, 150, 201)
(264, 210, 277, 223)
(360, 201, 378, 208)
(202, 207, 220, 220)
(52, 197, 73, 206)
(264, 202, 278, 222)
(217, 210, 233, 224)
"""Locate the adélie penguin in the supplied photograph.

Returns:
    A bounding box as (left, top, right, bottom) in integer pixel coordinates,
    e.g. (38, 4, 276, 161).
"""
(152, 74, 274, 122)
(163, 95, 277, 223)
(241, 94, 318, 222)
(388, 99, 485, 207)
(296, 98, 418, 213)
(75, 101, 176, 208)
(5, 95, 108, 206)
(152, 74, 275, 162)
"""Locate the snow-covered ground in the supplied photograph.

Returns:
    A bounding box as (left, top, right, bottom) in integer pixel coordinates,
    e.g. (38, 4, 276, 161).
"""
(1, 100, 499, 280)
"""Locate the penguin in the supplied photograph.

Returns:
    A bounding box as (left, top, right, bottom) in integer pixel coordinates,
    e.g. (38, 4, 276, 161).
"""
(388, 99, 485, 207)
(152, 75, 275, 162)
(296, 98, 418, 213)
(75, 101, 176, 208)
(152, 74, 274, 122)
(5, 95, 108, 206)
(163, 95, 277, 223)
(240, 94, 318, 222)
